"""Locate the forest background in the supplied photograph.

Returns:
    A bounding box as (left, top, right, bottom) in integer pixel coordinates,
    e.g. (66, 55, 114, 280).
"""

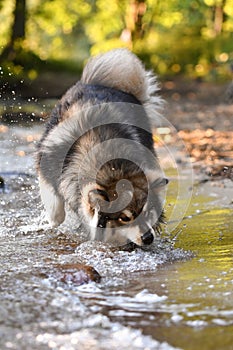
(0, 0, 233, 89)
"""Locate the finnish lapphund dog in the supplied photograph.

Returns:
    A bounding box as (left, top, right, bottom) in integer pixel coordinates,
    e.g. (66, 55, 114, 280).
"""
(37, 48, 168, 247)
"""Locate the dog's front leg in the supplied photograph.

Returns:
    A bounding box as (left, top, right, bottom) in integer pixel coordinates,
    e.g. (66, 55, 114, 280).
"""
(39, 175, 65, 227)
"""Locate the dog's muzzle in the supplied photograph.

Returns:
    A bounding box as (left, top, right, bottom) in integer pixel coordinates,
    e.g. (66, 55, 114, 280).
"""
(141, 230, 154, 245)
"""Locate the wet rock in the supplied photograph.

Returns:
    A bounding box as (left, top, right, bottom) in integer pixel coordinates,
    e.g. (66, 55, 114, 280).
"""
(54, 263, 101, 285)
(111, 241, 138, 252)
(46, 233, 81, 255)
(0, 172, 36, 193)
(0, 176, 5, 191)
(206, 165, 233, 181)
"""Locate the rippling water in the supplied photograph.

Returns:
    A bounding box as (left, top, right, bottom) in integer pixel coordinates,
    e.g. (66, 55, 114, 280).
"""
(0, 123, 232, 350)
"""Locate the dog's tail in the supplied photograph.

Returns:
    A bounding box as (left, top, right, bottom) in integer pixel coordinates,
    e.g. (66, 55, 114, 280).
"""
(81, 48, 162, 110)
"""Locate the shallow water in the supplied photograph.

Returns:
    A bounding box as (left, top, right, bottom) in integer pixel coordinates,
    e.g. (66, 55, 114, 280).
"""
(0, 123, 233, 350)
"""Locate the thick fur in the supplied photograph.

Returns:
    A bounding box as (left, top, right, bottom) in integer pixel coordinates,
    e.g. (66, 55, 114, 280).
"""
(37, 48, 166, 246)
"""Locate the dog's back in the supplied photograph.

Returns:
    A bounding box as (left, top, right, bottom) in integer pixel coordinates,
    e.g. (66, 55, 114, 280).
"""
(38, 48, 162, 143)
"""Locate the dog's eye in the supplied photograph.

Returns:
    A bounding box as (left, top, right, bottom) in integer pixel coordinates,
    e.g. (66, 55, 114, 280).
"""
(118, 212, 133, 223)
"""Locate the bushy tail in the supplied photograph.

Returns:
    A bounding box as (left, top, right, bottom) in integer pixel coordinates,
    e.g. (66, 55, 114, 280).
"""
(81, 48, 162, 109)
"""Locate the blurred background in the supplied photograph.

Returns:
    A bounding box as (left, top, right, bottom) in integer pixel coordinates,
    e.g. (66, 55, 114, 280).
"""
(0, 0, 233, 98)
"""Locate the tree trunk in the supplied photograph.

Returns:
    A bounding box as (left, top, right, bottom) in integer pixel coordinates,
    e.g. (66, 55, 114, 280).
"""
(213, 0, 226, 36)
(121, 0, 147, 48)
(11, 0, 26, 43)
(0, 0, 26, 61)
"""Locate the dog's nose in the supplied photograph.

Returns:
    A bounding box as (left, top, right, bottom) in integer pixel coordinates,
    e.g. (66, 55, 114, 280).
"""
(141, 230, 154, 245)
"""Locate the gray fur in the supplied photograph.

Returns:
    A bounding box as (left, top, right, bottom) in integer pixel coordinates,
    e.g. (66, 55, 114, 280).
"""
(37, 49, 167, 246)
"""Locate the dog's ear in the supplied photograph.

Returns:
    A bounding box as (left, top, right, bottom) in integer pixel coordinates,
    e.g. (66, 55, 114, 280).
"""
(150, 177, 169, 190)
(88, 189, 109, 209)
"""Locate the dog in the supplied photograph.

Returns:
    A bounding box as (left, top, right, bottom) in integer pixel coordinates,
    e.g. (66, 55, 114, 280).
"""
(37, 48, 168, 247)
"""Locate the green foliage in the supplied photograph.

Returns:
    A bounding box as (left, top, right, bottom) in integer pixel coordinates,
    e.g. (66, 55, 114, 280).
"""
(1, 0, 233, 80)
(0, 0, 14, 48)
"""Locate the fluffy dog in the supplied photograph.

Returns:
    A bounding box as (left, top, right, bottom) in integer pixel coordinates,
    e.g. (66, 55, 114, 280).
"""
(37, 48, 168, 247)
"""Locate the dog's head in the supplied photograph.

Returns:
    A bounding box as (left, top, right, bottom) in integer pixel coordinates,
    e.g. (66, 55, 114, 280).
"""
(81, 175, 168, 247)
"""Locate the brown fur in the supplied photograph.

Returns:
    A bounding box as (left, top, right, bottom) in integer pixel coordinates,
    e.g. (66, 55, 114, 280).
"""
(36, 49, 167, 246)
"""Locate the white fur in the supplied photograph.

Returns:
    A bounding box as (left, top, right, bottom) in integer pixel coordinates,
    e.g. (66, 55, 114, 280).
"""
(38, 174, 65, 227)
(103, 224, 154, 246)
(89, 208, 99, 241)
